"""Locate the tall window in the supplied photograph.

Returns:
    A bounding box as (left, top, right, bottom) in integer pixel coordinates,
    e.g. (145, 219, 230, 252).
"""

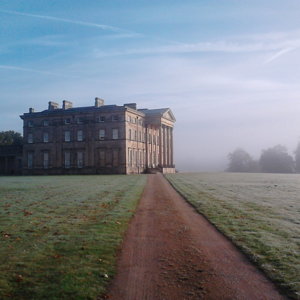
(28, 120, 34, 127)
(129, 129, 132, 140)
(43, 120, 49, 126)
(28, 133, 33, 143)
(43, 132, 49, 143)
(77, 117, 84, 124)
(128, 149, 131, 166)
(98, 116, 105, 122)
(112, 129, 119, 140)
(131, 150, 135, 166)
(77, 151, 84, 168)
(129, 149, 133, 166)
(64, 131, 71, 142)
(113, 149, 119, 167)
(64, 151, 71, 168)
(99, 129, 105, 140)
(43, 152, 49, 169)
(27, 152, 33, 169)
(134, 130, 137, 141)
(112, 115, 119, 121)
(77, 130, 83, 141)
(99, 149, 105, 167)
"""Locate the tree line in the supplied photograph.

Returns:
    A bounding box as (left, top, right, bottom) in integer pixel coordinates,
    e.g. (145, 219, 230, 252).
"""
(0, 131, 23, 146)
(227, 144, 300, 173)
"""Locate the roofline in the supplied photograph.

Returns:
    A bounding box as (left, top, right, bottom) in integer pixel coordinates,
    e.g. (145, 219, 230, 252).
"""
(20, 105, 128, 119)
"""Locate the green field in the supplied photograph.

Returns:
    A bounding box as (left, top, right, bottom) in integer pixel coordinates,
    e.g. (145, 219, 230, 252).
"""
(0, 175, 147, 300)
(166, 172, 300, 299)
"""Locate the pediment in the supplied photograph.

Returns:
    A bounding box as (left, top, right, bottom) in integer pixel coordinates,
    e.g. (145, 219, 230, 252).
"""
(163, 109, 176, 122)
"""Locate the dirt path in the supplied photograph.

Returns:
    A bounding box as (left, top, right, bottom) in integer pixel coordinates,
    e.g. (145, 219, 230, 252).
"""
(105, 174, 286, 300)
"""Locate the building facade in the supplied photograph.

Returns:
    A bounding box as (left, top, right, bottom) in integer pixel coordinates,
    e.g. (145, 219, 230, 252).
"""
(0, 145, 23, 175)
(20, 98, 176, 175)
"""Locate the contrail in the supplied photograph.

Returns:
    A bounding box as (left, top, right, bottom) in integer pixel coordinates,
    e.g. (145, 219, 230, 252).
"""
(0, 9, 131, 33)
(264, 47, 296, 64)
(0, 64, 71, 77)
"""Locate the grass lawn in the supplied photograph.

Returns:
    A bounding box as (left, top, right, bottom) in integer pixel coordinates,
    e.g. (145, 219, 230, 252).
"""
(0, 175, 147, 300)
(166, 172, 300, 299)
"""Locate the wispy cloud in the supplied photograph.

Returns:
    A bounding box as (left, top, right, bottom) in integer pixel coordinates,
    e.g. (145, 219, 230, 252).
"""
(264, 47, 296, 64)
(0, 64, 69, 77)
(92, 41, 279, 57)
(0, 9, 139, 36)
(27, 35, 70, 47)
(102, 33, 143, 40)
(8, 35, 71, 47)
(93, 29, 300, 61)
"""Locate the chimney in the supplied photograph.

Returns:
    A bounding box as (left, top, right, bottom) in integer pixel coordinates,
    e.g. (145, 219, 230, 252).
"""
(95, 97, 104, 107)
(29, 108, 35, 113)
(48, 101, 59, 110)
(63, 100, 73, 110)
(124, 103, 137, 110)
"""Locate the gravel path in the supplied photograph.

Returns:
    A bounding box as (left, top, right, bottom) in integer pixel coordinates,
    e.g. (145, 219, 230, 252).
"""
(105, 174, 286, 300)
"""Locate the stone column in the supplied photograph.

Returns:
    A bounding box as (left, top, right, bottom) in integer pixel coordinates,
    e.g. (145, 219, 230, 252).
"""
(145, 126, 149, 168)
(164, 126, 168, 167)
(166, 127, 170, 167)
(170, 127, 173, 167)
(159, 126, 163, 167)
(168, 127, 171, 167)
(162, 126, 165, 167)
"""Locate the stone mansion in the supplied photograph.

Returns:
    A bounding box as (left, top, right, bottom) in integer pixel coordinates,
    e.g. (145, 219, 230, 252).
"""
(18, 98, 175, 175)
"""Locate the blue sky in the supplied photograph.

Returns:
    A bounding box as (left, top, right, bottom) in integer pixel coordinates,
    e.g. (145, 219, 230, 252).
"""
(1, 0, 300, 170)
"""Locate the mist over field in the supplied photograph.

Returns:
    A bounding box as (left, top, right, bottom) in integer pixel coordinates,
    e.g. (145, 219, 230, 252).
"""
(1, 1, 300, 171)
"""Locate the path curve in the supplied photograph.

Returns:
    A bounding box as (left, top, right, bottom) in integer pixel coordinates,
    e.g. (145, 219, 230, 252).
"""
(105, 174, 286, 300)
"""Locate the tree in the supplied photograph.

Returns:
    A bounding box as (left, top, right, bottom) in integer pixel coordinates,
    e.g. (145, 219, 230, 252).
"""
(0, 131, 23, 146)
(259, 145, 294, 173)
(227, 148, 258, 172)
(294, 141, 300, 173)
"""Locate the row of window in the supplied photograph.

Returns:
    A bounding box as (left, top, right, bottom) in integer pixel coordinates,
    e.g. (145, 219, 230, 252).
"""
(128, 129, 160, 144)
(27, 115, 120, 127)
(27, 129, 161, 144)
(127, 148, 158, 167)
(27, 148, 159, 170)
(127, 116, 143, 125)
(128, 129, 143, 142)
(64, 151, 84, 168)
(127, 149, 147, 167)
(27, 151, 85, 169)
(27, 129, 119, 143)
(27, 149, 121, 169)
